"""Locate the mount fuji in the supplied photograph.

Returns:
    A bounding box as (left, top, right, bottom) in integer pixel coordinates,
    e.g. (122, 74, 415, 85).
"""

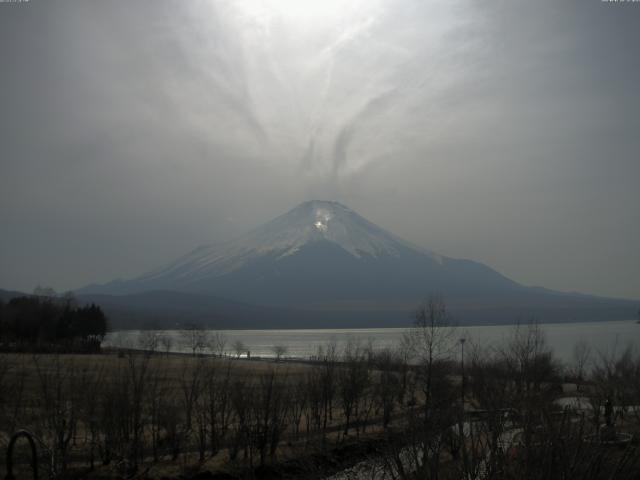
(77, 201, 636, 327)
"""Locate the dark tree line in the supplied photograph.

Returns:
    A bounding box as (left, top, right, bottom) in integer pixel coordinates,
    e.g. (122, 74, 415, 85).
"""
(0, 293, 108, 351)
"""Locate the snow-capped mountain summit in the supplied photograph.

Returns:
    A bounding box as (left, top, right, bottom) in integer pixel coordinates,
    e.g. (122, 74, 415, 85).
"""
(231, 200, 436, 259)
(82, 201, 520, 306)
(144, 200, 440, 285)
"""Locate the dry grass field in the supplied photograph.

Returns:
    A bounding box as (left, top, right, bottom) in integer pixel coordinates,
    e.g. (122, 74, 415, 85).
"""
(0, 350, 396, 479)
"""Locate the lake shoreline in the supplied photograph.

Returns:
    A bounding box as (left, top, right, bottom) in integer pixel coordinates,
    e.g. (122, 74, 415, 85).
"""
(107, 316, 637, 332)
(104, 319, 639, 363)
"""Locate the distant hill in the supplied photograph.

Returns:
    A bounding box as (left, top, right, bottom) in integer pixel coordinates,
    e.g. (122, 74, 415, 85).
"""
(75, 290, 339, 330)
(2, 285, 636, 330)
(83, 289, 637, 330)
(0, 288, 414, 330)
(0, 288, 26, 302)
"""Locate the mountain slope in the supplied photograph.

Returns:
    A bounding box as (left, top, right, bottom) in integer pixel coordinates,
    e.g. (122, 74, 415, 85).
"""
(77, 201, 637, 324)
(82, 201, 520, 302)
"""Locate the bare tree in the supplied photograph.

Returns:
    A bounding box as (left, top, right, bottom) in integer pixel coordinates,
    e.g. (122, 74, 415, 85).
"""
(251, 369, 290, 466)
(181, 325, 209, 356)
(145, 362, 169, 463)
(498, 321, 560, 476)
(499, 321, 558, 401)
(205, 360, 234, 457)
(571, 339, 592, 381)
(403, 295, 455, 412)
(229, 377, 251, 461)
(304, 367, 324, 441)
(79, 364, 105, 471)
(372, 348, 402, 429)
(137, 331, 159, 354)
(317, 340, 338, 442)
(128, 352, 152, 470)
(338, 340, 370, 436)
(233, 340, 246, 359)
(272, 345, 288, 362)
(288, 376, 308, 440)
(209, 331, 227, 357)
(384, 295, 459, 478)
(159, 334, 173, 356)
(32, 355, 81, 475)
(591, 345, 637, 427)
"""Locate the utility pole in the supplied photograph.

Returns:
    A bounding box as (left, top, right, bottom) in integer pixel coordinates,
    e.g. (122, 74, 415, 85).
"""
(460, 337, 466, 410)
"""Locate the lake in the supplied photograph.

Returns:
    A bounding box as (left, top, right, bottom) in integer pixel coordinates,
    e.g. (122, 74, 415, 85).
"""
(103, 319, 639, 363)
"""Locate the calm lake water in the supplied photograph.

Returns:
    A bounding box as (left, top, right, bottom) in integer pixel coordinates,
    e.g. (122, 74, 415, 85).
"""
(103, 320, 640, 363)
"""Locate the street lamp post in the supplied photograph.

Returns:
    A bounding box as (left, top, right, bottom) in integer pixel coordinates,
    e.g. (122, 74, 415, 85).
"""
(459, 337, 468, 477)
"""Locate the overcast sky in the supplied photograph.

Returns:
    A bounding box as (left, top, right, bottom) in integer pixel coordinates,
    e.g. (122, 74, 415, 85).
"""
(1, 0, 638, 300)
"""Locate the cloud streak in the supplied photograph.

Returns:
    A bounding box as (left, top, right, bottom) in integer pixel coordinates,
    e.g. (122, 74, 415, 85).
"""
(0, 0, 638, 299)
